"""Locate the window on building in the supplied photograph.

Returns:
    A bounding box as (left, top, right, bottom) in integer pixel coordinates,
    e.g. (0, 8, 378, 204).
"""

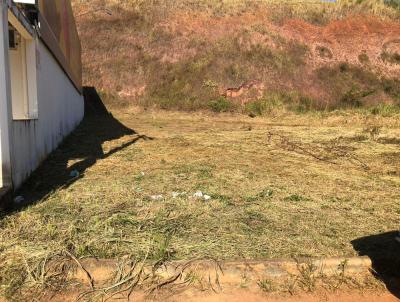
(8, 23, 38, 120)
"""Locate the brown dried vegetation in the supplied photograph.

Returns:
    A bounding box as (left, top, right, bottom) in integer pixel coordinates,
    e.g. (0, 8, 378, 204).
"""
(72, 0, 400, 113)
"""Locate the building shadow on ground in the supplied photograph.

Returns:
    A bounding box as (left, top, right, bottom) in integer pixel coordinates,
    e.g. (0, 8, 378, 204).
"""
(0, 87, 152, 216)
(352, 231, 400, 298)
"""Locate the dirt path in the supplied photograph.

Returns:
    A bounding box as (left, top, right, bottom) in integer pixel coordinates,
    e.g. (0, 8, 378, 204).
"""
(168, 291, 399, 302)
(42, 289, 399, 302)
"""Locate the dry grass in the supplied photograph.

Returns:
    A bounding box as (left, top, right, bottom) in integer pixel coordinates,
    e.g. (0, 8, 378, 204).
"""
(1, 2, 399, 298)
(1, 107, 400, 299)
(73, 0, 400, 21)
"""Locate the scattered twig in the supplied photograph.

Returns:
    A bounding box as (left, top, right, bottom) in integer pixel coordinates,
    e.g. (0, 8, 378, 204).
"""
(65, 250, 94, 290)
(267, 131, 369, 170)
(76, 246, 151, 302)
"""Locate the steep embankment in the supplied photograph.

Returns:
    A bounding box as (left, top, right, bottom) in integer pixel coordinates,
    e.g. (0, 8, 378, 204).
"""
(72, 0, 400, 113)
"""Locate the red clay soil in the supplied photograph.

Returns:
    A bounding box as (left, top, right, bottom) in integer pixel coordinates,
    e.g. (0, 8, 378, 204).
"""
(76, 7, 400, 108)
(172, 290, 399, 302)
(280, 16, 400, 75)
(156, 12, 400, 105)
(165, 13, 400, 76)
(32, 289, 399, 302)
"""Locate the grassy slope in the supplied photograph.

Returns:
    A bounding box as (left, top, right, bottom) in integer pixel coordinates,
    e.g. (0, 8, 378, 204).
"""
(73, 0, 400, 113)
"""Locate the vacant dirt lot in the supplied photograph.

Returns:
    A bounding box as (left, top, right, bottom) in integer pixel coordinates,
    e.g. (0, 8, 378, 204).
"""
(1, 106, 399, 300)
(7, 108, 400, 258)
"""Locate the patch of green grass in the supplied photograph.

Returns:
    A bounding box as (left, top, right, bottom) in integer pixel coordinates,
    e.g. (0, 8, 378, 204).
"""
(209, 97, 234, 113)
(284, 194, 309, 202)
(0, 262, 27, 300)
(210, 193, 233, 205)
(339, 86, 374, 109)
(245, 188, 274, 202)
(315, 63, 400, 110)
(297, 262, 318, 292)
(245, 94, 284, 116)
(152, 233, 175, 264)
(239, 208, 270, 235)
(369, 104, 400, 116)
(197, 166, 214, 179)
(258, 278, 276, 292)
(245, 91, 317, 115)
(385, 0, 400, 10)
(382, 78, 400, 100)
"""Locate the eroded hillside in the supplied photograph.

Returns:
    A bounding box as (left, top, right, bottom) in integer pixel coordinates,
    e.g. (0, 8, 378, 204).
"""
(72, 0, 400, 113)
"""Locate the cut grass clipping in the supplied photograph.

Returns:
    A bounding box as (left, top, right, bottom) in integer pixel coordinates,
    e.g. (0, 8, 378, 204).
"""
(1, 109, 400, 299)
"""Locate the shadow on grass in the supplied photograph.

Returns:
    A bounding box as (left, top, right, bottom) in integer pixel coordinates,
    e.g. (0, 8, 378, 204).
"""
(1, 87, 152, 216)
(352, 231, 400, 298)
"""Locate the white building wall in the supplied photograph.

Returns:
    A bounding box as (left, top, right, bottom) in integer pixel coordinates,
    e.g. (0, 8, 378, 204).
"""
(11, 40, 84, 188)
(0, 2, 13, 189)
(9, 38, 29, 119)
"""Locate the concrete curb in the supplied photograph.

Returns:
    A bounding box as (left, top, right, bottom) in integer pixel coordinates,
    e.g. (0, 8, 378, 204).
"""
(72, 256, 372, 287)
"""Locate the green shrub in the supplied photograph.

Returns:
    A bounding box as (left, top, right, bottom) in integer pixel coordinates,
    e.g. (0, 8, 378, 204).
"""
(339, 86, 374, 108)
(384, 0, 400, 9)
(369, 104, 400, 116)
(382, 78, 400, 100)
(295, 96, 314, 113)
(244, 92, 287, 116)
(244, 91, 318, 115)
(245, 101, 264, 116)
(279, 91, 317, 113)
(208, 97, 233, 113)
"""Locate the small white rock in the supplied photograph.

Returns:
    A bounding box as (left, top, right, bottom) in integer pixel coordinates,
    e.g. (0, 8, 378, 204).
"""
(140, 172, 145, 176)
(193, 191, 203, 198)
(203, 195, 211, 201)
(150, 195, 163, 201)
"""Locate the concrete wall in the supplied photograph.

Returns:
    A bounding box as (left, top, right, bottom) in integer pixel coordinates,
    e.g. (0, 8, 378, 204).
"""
(11, 40, 84, 188)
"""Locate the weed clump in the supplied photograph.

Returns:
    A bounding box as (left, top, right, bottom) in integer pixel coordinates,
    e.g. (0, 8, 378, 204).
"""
(284, 194, 308, 202)
(209, 97, 234, 113)
(358, 53, 370, 64)
(339, 86, 373, 108)
(369, 104, 400, 116)
(258, 278, 276, 292)
(316, 46, 333, 59)
(381, 51, 400, 64)
(244, 91, 316, 116)
(385, 0, 400, 10)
